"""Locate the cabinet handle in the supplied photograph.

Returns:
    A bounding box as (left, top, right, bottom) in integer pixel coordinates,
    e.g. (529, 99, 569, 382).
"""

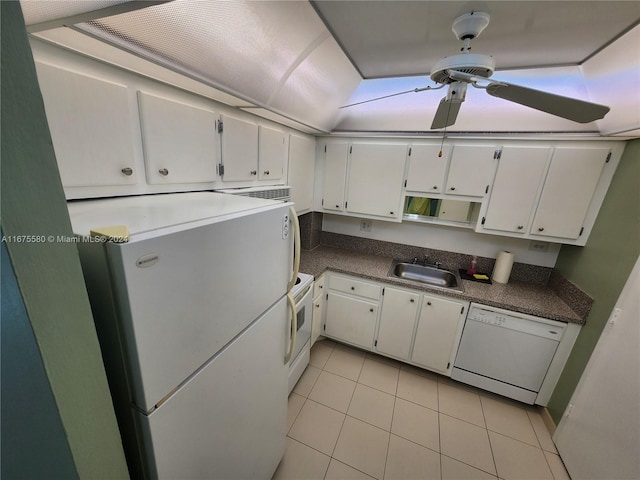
(427, 301, 432, 306)
(315, 303, 320, 308)
(250, 170, 257, 176)
(351, 286, 355, 290)
(538, 227, 545, 232)
(263, 170, 270, 175)
(369, 308, 374, 312)
(517, 225, 524, 230)
(390, 211, 394, 215)
(336, 204, 340, 208)
(433, 186, 438, 190)
(121, 167, 133, 176)
(449, 187, 456, 191)
(410, 298, 415, 303)
(158, 168, 169, 176)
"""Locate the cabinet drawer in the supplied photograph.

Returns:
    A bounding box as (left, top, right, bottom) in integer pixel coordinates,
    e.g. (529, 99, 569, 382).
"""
(313, 275, 325, 298)
(329, 275, 381, 300)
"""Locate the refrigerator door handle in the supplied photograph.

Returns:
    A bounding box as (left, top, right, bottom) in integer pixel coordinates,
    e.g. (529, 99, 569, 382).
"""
(287, 206, 300, 293)
(284, 292, 297, 364)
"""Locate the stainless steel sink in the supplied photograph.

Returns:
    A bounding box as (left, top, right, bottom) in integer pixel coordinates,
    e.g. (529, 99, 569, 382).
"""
(388, 261, 464, 292)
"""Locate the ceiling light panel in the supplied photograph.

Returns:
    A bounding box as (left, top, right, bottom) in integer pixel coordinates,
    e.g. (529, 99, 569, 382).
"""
(78, 0, 329, 105)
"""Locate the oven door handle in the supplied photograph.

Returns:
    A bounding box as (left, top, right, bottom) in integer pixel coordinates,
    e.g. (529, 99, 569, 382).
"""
(284, 292, 297, 364)
(296, 284, 312, 301)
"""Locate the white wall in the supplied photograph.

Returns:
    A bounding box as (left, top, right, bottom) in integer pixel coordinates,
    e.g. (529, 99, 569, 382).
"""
(553, 255, 640, 479)
(322, 214, 561, 267)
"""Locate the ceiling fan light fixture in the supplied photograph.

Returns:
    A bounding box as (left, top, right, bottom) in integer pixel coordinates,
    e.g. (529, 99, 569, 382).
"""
(452, 12, 491, 40)
(430, 53, 495, 84)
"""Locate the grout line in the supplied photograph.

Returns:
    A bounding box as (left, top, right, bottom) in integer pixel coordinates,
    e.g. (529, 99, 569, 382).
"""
(436, 378, 443, 480)
(480, 392, 500, 479)
(306, 342, 557, 479)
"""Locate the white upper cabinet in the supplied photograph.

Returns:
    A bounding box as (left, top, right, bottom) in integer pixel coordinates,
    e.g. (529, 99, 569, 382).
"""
(531, 146, 610, 240)
(137, 91, 218, 184)
(219, 114, 259, 182)
(481, 146, 551, 234)
(35, 62, 138, 188)
(346, 143, 407, 219)
(445, 145, 497, 197)
(288, 134, 316, 213)
(476, 142, 621, 244)
(322, 142, 349, 212)
(404, 144, 452, 193)
(258, 125, 287, 181)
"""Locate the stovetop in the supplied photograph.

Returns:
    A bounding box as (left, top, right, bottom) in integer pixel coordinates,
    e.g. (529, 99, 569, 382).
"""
(291, 272, 314, 298)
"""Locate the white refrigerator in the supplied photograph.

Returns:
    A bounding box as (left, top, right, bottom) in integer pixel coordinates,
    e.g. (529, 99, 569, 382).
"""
(67, 192, 297, 479)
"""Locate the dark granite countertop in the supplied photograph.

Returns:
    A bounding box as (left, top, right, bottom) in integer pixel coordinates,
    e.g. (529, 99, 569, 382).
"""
(300, 245, 585, 324)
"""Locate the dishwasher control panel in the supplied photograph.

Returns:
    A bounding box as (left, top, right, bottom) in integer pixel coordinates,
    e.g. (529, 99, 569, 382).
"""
(467, 308, 509, 326)
(466, 304, 566, 340)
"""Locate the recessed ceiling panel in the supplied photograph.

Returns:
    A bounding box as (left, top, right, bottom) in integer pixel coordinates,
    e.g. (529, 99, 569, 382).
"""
(313, 1, 640, 78)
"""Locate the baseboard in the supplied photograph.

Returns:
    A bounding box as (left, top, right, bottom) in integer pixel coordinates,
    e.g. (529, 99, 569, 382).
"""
(539, 406, 557, 436)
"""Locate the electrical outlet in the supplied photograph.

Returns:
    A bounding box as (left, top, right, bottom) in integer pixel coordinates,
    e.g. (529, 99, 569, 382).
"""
(528, 240, 549, 252)
(360, 220, 372, 232)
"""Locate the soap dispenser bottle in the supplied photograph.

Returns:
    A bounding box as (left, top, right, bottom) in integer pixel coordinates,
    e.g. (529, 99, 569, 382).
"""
(466, 256, 478, 275)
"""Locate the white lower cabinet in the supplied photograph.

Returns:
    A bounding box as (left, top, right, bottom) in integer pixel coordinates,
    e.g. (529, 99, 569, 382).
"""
(324, 273, 468, 376)
(325, 292, 378, 349)
(411, 295, 467, 374)
(375, 287, 420, 359)
(311, 275, 325, 347)
(324, 274, 381, 349)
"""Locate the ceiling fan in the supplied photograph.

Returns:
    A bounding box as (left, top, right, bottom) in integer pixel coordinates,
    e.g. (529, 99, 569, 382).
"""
(341, 11, 610, 129)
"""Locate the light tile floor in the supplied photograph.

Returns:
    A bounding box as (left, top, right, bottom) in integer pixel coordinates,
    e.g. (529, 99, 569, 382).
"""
(273, 340, 571, 480)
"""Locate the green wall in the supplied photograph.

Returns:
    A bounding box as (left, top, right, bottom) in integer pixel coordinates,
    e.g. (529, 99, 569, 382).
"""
(547, 139, 640, 423)
(2, 242, 79, 479)
(0, 1, 129, 477)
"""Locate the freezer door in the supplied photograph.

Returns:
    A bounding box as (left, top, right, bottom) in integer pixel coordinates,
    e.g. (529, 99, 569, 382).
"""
(138, 297, 288, 479)
(107, 204, 291, 411)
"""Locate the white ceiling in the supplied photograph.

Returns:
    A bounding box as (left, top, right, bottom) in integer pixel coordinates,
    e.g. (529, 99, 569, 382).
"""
(20, 0, 640, 136)
(312, 1, 640, 78)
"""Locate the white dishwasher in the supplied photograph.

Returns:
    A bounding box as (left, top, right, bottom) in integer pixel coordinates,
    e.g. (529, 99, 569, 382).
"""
(452, 303, 566, 404)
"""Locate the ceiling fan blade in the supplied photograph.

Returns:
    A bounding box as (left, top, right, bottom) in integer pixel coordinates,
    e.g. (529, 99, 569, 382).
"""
(485, 82, 610, 123)
(431, 97, 463, 129)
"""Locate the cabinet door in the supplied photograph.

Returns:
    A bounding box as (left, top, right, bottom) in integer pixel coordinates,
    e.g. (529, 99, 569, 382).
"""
(288, 134, 315, 212)
(376, 287, 419, 360)
(411, 296, 465, 373)
(322, 142, 349, 212)
(445, 145, 497, 197)
(137, 92, 218, 184)
(325, 292, 378, 349)
(258, 125, 286, 181)
(482, 146, 550, 233)
(405, 144, 451, 193)
(220, 115, 259, 182)
(346, 143, 407, 218)
(531, 147, 609, 239)
(311, 293, 325, 347)
(35, 62, 138, 187)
